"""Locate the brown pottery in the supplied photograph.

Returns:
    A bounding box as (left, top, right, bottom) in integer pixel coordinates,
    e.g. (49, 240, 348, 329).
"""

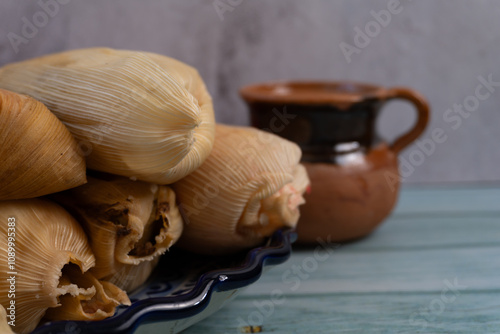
(240, 81, 429, 243)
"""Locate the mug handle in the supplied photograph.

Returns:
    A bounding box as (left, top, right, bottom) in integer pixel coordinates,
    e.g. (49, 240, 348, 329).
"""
(381, 87, 430, 154)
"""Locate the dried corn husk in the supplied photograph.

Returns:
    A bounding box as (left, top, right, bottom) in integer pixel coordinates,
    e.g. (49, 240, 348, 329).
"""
(53, 175, 183, 292)
(43, 264, 129, 321)
(0, 305, 14, 334)
(105, 257, 160, 293)
(0, 89, 86, 200)
(0, 199, 130, 334)
(0, 48, 215, 184)
(173, 124, 310, 255)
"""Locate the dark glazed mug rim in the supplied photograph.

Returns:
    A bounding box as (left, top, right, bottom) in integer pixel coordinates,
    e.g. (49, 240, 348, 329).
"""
(239, 80, 386, 107)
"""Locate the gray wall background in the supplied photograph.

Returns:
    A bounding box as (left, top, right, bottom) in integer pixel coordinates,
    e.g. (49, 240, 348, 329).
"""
(0, 0, 498, 184)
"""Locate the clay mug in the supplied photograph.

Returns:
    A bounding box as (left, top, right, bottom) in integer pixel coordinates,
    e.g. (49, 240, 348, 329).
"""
(240, 81, 429, 243)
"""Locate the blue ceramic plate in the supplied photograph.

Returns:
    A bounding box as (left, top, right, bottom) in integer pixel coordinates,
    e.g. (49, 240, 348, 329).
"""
(32, 228, 296, 334)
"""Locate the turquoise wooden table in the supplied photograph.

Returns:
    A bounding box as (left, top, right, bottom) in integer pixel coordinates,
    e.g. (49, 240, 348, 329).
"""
(179, 185, 500, 334)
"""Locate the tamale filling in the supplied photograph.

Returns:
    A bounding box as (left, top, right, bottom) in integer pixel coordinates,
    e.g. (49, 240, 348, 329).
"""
(128, 195, 170, 257)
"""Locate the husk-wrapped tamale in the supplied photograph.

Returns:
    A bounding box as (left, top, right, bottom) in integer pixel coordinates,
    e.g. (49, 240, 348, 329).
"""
(173, 124, 310, 255)
(0, 89, 86, 200)
(0, 199, 130, 334)
(0, 48, 215, 184)
(53, 175, 183, 292)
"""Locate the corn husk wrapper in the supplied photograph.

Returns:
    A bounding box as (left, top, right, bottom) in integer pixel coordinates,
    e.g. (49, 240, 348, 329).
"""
(53, 175, 183, 292)
(105, 257, 160, 293)
(173, 124, 310, 255)
(0, 48, 215, 184)
(0, 305, 14, 334)
(0, 199, 130, 334)
(0, 89, 86, 200)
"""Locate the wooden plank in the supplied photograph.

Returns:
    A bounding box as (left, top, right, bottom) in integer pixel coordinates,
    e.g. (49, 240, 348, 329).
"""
(337, 215, 500, 251)
(394, 186, 500, 215)
(183, 292, 500, 334)
(241, 246, 500, 295)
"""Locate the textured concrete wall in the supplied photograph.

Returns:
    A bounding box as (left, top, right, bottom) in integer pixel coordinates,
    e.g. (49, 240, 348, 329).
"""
(0, 0, 498, 184)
